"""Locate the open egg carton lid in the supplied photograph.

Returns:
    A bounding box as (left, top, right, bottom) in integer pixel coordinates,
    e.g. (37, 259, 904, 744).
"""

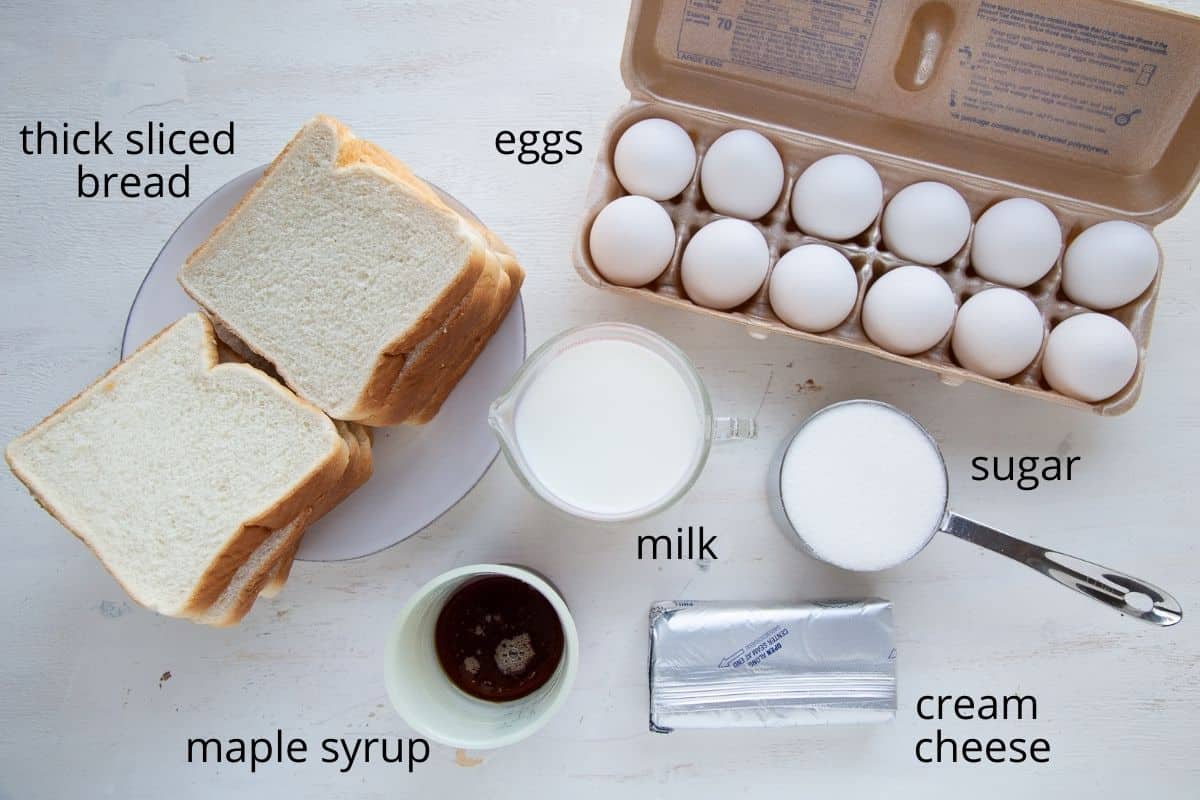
(574, 0, 1200, 416)
(618, 0, 1200, 224)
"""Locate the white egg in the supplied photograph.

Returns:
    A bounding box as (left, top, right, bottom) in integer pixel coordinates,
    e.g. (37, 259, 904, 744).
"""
(862, 265, 958, 355)
(1042, 313, 1138, 403)
(768, 244, 858, 333)
(971, 198, 1062, 288)
(1062, 220, 1159, 310)
(681, 218, 770, 310)
(882, 182, 972, 265)
(613, 118, 697, 201)
(700, 129, 785, 220)
(588, 196, 677, 287)
(951, 288, 1045, 379)
(790, 154, 883, 241)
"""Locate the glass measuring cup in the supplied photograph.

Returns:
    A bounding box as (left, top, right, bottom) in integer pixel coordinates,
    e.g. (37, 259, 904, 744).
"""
(488, 323, 755, 522)
(770, 399, 1182, 627)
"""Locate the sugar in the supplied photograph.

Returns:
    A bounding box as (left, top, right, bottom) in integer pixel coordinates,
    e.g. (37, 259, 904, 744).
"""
(780, 402, 947, 571)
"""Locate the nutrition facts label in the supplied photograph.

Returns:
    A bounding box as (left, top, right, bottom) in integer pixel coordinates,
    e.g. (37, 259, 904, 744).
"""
(675, 0, 880, 90)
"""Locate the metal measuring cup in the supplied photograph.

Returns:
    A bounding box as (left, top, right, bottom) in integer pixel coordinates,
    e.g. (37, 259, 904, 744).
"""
(770, 399, 1182, 627)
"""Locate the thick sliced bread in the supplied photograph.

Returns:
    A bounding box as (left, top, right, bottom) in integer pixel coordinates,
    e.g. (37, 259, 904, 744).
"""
(195, 508, 313, 626)
(409, 254, 523, 424)
(360, 249, 523, 425)
(204, 243, 523, 427)
(179, 115, 489, 421)
(359, 248, 507, 423)
(197, 421, 370, 625)
(5, 313, 349, 618)
(259, 423, 373, 599)
(349, 141, 525, 420)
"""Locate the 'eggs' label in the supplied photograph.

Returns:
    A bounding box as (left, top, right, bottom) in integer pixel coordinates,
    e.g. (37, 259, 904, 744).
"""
(494, 129, 583, 165)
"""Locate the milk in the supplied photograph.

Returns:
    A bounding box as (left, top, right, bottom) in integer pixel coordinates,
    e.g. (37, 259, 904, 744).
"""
(513, 338, 703, 517)
(779, 402, 947, 571)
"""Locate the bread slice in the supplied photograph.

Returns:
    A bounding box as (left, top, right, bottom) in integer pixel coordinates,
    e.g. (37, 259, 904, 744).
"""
(6, 313, 349, 618)
(194, 508, 313, 626)
(358, 249, 509, 424)
(194, 347, 373, 613)
(259, 423, 373, 599)
(179, 115, 489, 421)
(409, 254, 523, 424)
(197, 421, 371, 625)
(359, 249, 523, 425)
(209, 250, 504, 425)
(347, 144, 525, 420)
(204, 241, 523, 427)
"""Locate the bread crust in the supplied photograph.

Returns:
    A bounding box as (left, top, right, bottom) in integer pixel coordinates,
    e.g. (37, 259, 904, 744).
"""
(5, 314, 349, 619)
(197, 421, 369, 625)
(409, 254, 524, 424)
(358, 250, 523, 425)
(196, 508, 314, 626)
(179, 116, 488, 422)
(354, 211, 524, 425)
(358, 250, 507, 424)
(259, 423, 372, 600)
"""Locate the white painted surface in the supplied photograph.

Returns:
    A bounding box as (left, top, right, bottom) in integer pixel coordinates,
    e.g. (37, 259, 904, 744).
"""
(1, 1, 1197, 798)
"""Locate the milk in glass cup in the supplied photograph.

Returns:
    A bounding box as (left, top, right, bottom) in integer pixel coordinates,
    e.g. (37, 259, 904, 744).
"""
(489, 323, 754, 523)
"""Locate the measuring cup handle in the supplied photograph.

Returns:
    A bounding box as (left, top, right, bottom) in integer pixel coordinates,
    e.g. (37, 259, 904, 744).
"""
(712, 416, 757, 442)
(941, 513, 1182, 627)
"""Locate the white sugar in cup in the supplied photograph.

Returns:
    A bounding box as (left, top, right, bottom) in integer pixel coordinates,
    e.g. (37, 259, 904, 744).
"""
(770, 400, 948, 571)
(768, 402, 1183, 625)
(385, 564, 579, 749)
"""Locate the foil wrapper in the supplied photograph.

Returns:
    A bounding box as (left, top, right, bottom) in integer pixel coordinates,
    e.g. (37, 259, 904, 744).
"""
(648, 599, 896, 732)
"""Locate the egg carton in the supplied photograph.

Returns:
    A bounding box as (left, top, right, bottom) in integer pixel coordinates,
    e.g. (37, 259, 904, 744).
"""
(575, 102, 1163, 415)
(574, 0, 1200, 416)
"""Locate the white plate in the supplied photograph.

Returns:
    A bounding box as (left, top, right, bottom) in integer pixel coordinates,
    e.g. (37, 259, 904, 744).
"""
(122, 166, 526, 561)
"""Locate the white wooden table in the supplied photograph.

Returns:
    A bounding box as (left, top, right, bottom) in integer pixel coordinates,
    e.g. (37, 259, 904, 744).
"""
(2, 1, 1198, 797)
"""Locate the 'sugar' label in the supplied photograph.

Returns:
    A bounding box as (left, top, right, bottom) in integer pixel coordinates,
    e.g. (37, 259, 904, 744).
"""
(674, 0, 880, 90)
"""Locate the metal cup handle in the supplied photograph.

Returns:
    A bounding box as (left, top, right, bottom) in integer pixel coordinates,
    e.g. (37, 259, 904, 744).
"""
(941, 513, 1182, 627)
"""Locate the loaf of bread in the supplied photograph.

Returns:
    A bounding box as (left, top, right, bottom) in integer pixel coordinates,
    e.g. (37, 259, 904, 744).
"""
(180, 115, 523, 425)
(6, 313, 350, 620)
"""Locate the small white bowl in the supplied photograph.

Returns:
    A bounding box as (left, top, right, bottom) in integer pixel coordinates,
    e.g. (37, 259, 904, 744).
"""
(384, 564, 579, 749)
